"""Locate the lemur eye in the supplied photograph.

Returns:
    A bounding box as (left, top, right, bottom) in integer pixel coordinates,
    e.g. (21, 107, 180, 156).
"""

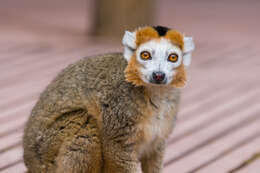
(168, 53, 178, 62)
(140, 51, 151, 60)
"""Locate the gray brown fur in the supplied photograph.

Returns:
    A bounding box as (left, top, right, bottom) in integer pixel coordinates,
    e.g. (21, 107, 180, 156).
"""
(23, 53, 181, 173)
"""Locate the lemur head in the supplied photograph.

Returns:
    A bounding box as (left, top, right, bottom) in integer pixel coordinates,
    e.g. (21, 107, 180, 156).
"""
(122, 26, 195, 88)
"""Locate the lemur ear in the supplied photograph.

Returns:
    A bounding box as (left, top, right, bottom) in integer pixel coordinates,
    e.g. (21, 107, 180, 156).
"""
(183, 37, 195, 67)
(122, 31, 137, 61)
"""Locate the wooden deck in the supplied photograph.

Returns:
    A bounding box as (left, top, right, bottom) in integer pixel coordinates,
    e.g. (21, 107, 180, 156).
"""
(1, 0, 260, 172)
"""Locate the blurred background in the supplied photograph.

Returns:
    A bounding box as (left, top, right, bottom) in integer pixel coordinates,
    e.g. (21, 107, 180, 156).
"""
(0, 0, 260, 172)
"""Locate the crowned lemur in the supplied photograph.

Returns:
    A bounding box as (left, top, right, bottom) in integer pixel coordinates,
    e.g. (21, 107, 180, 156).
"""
(23, 26, 195, 173)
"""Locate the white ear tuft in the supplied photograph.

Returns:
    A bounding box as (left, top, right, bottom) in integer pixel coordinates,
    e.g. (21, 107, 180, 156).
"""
(183, 37, 195, 67)
(184, 37, 195, 53)
(122, 31, 136, 49)
(183, 53, 192, 67)
(122, 31, 136, 61)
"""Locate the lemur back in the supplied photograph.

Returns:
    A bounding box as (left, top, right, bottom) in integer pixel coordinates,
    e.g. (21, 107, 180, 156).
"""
(23, 26, 194, 173)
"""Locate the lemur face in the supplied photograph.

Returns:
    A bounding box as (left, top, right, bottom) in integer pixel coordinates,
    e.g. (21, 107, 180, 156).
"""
(136, 38, 182, 85)
(122, 26, 195, 88)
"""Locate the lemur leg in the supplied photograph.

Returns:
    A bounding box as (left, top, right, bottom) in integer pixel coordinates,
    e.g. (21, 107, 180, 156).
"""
(141, 141, 166, 173)
(55, 116, 102, 173)
(103, 142, 139, 173)
(103, 148, 138, 173)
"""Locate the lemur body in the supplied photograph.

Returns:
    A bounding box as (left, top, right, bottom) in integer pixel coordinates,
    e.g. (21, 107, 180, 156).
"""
(23, 26, 194, 173)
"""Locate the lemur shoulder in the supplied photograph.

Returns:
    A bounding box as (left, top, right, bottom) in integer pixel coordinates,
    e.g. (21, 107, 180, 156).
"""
(23, 26, 195, 173)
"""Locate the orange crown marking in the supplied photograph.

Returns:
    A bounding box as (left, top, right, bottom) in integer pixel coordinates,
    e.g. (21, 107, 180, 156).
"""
(135, 27, 159, 47)
(135, 26, 184, 50)
(165, 30, 184, 50)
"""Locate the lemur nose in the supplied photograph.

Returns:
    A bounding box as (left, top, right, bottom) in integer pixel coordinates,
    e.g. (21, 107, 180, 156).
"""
(152, 72, 165, 83)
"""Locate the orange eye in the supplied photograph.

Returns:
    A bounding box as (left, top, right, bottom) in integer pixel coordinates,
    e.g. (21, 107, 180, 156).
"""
(140, 51, 151, 60)
(168, 53, 178, 62)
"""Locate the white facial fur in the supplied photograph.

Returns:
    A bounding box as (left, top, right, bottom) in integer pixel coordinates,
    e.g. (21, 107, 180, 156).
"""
(135, 38, 182, 85)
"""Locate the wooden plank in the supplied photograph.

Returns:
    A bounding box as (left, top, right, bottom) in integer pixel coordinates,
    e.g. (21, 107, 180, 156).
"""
(198, 44, 252, 67)
(178, 86, 237, 121)
(0, 161, 26, 173)
(0, 45, 42, 63)
(0, 48, 65, 74)
(0, 146, 23, 169)
(0, 93, 38, 111)
(168, 88, 259, 147)
(0, 100, 34, 122)
(199, 137, 260, 172)
(0, 131, 23, 151)
(0, 78, 51, 100)
(0, 42, 120, 78)
(236, 154, 260, 173)
(0, 46, 122, 92)
(168, 88, 259, 145)
(0, 49, 80, 81)
(180, 118, 260, 173)
(164, 101, 260, 172)
(212, 50, 259, 69)
(168, 88, 260, 142)
(0, 112, 28, 136)
(0, 125, 24, 139)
